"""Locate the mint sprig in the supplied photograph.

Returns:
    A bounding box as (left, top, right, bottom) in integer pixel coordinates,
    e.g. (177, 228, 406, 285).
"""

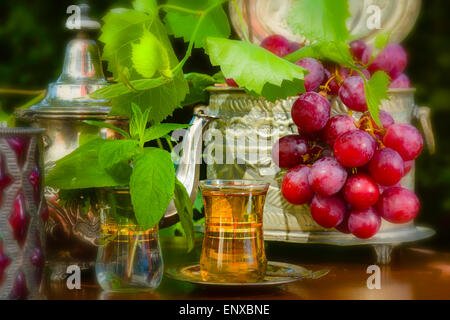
(46, 103, 195, 251)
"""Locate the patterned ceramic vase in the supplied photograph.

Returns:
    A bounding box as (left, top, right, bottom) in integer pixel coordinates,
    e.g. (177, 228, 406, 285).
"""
(0, 128, 46, 300)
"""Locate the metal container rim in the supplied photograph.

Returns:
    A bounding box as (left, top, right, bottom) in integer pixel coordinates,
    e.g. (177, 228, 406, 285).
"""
(206, 86, 417, 94)
(0, 127, 46, 136)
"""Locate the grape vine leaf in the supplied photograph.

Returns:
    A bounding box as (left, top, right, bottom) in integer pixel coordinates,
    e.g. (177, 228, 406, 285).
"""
(173, 178, 195, 252)
(130, 148, 175, 229)
(206, 38, 307, 101)
(182, 73, 217, 106)
(164, 0, 231, 48)
(285, 41, 356, 68)
(46, 139, 128, 190)
(287, 0, 351, 42)
(100, 9, 153, 78)
(90, 78, 170, 100)
(98, 9, 189, 123)
(374, 31, 391, 50)
(364, 71, 391, 126)
(131, 30, 172, 78)
(133, 0, 157, 14)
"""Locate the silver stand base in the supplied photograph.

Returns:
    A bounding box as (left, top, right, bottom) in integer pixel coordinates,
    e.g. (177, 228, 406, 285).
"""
(264, 226, 435, 265)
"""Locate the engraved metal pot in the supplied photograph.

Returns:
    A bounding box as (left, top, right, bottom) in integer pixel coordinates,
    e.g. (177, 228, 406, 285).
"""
(15, 4, 121, 280)
(0, 128, 45, 299)
(194, 87, 435, 264)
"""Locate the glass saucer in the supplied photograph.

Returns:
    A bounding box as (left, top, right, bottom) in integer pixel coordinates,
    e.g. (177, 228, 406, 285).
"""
(165, 261, 329, 288)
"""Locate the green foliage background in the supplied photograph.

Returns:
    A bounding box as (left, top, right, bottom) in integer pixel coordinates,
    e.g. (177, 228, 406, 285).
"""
(0, 0, 449, 247)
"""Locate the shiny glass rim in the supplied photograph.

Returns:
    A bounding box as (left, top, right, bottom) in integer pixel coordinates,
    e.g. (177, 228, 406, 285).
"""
(199, 179, 269, 192)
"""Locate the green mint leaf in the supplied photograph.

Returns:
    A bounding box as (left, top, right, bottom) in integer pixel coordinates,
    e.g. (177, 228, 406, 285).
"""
(288, 0, 350, 42)
(374, 31, 391, 50)
(364, 71, 391, 126)
(164, 0, 231, 48)
(133, 0, 157, 14)
(131, 29, 172, 78)
(130, 148, 175, 229)
(84, 120, 131, 139)
(130, 103, 144, 139)
(90, 78, 169, 100)
(173, 178, 195, 252)
(285, 41, 356, 68)
(143, 123, 190, 142)
(182, 72, 216, 106)
(46, 139, 128, 190)
(79, 133, 101, 146)
(206, 38, 307, 102)
(99, 140, 140, 181)
(193, 189, 204, 213)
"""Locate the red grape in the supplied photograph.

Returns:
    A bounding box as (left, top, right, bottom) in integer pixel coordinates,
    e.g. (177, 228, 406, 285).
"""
(281, 165, 314, 205)
(378, 182, 401, 195)
(310, 195, 346, 228)
(344, 173, 380, 209)
(325, 67, 370, 95)
(403, 160, 414, 176)
(260, 35, 292, 57)
(335, 213, 351, 234)
(289, 42, 301, 53)
(295, 58, 326, 92)
(371, 110, 395, 130)
(334, 130, 377, 167)
(292, 92, 331, 133)
(327, 72, 341, 95)
(389, 73, 411, 89)
(323, 115, 357, 146)
(348, 207, 381, 239)
(383, 124, 423, 161)
(309, 157, 348, 196)
(378, 187, 420, 223)
(322, 69, 331, 85)
(350, 40, 368, 61)
(369, 148, 404, 186)
(339, 76, 368, 112)
(225, 78, 239, 87)
(350, 40, 373, 64)
(369, 44, 407, 78)
(272, 135, 309, 169)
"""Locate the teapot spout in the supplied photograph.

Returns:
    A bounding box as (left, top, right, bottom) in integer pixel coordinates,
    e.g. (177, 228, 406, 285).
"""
(160, 107, 217, 228)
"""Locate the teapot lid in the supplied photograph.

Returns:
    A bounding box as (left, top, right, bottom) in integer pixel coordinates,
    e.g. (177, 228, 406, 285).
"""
(229, 0, 422, 45)
(19, 3, 111, 119)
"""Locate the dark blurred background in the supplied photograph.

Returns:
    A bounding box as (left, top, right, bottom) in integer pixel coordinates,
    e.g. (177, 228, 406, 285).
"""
(0, 1, 449, 248)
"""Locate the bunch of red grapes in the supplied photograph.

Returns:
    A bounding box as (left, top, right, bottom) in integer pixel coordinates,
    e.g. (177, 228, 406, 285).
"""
(228, 35, 423, 239)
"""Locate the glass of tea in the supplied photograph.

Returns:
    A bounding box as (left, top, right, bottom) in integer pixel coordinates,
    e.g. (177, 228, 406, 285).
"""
(199, 180, 270, 283)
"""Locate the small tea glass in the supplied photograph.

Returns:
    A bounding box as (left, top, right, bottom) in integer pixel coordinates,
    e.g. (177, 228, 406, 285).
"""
(199, 179, 270, 283)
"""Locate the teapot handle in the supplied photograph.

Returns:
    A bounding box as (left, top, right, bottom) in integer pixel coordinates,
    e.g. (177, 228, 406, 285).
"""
(159, 106, 218, 228)
(414, 105, 435, 154)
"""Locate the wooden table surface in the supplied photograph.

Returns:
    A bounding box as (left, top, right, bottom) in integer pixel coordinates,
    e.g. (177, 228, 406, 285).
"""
(43, 241, 450, 300)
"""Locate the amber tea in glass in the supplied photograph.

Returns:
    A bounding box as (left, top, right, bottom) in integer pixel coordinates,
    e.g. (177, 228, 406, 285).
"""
(199, 180, 269, 283)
